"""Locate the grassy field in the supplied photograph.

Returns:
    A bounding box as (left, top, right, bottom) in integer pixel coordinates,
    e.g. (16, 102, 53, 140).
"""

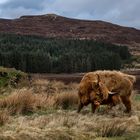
(0, 77, 140, 140)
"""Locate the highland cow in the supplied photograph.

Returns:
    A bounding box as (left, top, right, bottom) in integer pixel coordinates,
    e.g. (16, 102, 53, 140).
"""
(77, 70, 136, 113)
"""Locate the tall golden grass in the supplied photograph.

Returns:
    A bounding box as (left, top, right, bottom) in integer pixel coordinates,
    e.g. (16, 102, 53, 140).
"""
(54, 92, 78, 109)
(0, 110, 9, 126)
(97, 120, 128, 137)
(0, 84, 78, 115)
(32, 79, 78, 94)
(0, 90, 37, 115)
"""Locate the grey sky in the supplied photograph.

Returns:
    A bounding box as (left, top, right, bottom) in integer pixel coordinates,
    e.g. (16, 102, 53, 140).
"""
(0, 0, 140, 29)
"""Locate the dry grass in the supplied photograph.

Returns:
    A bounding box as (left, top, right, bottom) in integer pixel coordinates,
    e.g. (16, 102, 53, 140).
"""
(54, 92, 78, 109)
(97, 120, 128, 137)
(0, 84, 78, 114)
(0, 79, 140, 140)
(32, 79, 78, 94)
(0, 89, 38, 115)
(0, 110, 9, 126)
(0, 111, 139, 140)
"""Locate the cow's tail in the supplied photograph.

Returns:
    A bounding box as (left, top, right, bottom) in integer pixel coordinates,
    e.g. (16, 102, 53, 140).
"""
(125, 74, 136, 84)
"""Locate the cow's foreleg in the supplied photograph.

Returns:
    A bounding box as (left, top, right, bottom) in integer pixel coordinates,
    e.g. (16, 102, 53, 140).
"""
(91, 102, 100, 113)
(77, 103, 84, 113)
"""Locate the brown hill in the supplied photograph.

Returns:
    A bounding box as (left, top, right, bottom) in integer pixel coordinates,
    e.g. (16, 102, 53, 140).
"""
(0, 14, 140, 55)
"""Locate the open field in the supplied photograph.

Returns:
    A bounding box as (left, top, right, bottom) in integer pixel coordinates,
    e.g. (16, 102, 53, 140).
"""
(0, 72, 140, 140)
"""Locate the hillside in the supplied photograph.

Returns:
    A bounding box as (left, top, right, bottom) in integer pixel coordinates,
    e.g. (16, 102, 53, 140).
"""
(0, 14, 140, 55)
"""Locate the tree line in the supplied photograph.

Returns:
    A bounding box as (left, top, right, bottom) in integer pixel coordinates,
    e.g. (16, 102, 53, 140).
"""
(0, 34, 131, 73)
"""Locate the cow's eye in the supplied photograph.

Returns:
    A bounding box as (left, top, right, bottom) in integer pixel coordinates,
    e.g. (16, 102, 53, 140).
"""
(96, 93, 103, 98)
(99, 94, 103, 99)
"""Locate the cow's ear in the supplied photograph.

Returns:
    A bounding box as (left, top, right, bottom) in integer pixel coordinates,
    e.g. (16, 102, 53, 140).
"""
(98, 81, 103, 87)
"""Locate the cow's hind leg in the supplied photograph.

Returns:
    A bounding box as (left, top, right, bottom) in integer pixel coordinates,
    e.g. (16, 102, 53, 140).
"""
(121, 96, 131, 113)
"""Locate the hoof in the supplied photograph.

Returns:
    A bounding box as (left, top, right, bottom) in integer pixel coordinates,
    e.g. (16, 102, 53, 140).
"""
(124, 109, 131, 114)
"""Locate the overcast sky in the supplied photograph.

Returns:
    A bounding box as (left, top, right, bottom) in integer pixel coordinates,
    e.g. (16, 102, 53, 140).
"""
(0, 0, 140, 29)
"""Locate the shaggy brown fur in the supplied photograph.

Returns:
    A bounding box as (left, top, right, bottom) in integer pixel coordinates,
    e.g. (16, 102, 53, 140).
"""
(77, 70, 136, 113)
(78, 80, 121, 113)
(91, 81, 122, 112)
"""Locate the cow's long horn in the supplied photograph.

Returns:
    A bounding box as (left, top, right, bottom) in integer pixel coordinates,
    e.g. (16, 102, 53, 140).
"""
(108, 91, 117, 95)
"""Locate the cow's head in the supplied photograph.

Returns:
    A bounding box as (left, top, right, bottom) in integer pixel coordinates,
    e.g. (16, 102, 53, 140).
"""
(77, 74, 117, 113)
(91, 74, 111, 101)
(91, 74, 118, 103)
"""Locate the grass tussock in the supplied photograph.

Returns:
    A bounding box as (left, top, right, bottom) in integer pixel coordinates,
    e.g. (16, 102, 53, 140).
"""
(0, 110, 9, 126)
(0, 88, 78, 115)
(32, 79, 78, 94)
(97, 120, 128, 137)
(0, 89, 37, 115)
(54, 92, 78, 109)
